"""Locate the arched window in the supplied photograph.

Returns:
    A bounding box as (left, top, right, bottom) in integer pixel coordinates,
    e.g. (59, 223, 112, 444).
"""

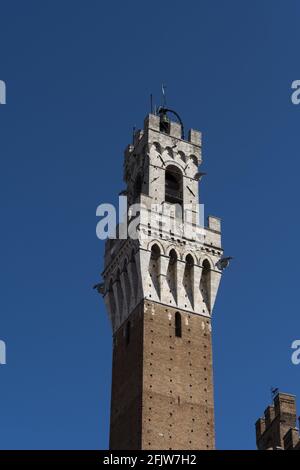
(169, 249, 177, 265)
(159, 113, 170, 134)
(149, 244, 161, 299)
(165, 165, 183, 216)
(202, 259, 210, 277)
(186, 254, 194, 267)
(150, 243, 160, 261)
(175, 312, 182, 338)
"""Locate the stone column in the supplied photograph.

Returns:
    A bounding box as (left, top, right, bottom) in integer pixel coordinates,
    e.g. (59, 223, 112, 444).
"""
(159, 254, 169, 304)
(176, 259, 186, 310)
(193, 264, 203, 314)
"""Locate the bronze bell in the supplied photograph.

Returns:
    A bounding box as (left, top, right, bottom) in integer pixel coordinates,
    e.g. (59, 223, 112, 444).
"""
(159, 109, 170, 134)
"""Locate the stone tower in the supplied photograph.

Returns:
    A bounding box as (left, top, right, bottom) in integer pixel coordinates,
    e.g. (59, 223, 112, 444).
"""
(100, 109, 224, 450)
(256, 392, 300, 450)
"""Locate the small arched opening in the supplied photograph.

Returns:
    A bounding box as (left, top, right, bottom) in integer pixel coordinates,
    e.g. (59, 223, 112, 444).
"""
(175, 312, 182, 338)
(165, 165, 183, 217)
(149, 244, 161, 299)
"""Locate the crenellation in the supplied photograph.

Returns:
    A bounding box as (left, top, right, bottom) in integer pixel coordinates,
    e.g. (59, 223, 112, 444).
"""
(188, 128, 202, 147)
(169, 120, 182, 139)
(256, 393, 300, 450)
(208, 216, 221, 233)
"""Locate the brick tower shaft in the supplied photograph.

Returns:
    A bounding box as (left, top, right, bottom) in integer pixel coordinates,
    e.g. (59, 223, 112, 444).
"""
(110, 301, 214, 449)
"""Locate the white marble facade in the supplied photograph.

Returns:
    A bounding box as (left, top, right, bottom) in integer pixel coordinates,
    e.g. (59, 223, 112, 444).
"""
(101, 113, 223, 333)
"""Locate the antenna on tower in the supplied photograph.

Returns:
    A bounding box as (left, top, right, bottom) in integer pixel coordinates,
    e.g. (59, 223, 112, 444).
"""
(150, 93, 153, 114)
(161, 83, 167, 107)
(132, 125, 136, 145)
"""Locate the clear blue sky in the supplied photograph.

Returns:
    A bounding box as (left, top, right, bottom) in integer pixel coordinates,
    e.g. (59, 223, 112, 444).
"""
(0, 0, 300, 450)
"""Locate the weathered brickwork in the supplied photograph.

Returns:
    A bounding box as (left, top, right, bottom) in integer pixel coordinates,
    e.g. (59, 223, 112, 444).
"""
(256, 393, 300, 450)
(109, 300, 214, 450)
(109, 302, 144, 450)
(142, 301, 214, 450)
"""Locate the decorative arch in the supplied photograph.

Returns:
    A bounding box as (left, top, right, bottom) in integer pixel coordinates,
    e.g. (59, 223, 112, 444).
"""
(183, 251, 197, 265)
(199, 254, 214, 268)
(165, 245, 180, 259)
(150, 243, 160, 260)
(165, 164, 183, 210)
(202, 258, 211, 267)
(147, 239, 165, 255)
(164, 160, 183, 170)
(189, 154, 198, 166)
(149, 243, 161, 299)
(150, 141, 162, 155)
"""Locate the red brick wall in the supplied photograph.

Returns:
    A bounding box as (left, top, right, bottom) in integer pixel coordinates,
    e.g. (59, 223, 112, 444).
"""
(109, 303, 144, 450)
(142, 301, 214, 450)
(109, 300, 215, 450)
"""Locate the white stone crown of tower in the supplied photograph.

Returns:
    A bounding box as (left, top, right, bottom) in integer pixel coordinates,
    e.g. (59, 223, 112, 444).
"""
(101, 112, 223, 333)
